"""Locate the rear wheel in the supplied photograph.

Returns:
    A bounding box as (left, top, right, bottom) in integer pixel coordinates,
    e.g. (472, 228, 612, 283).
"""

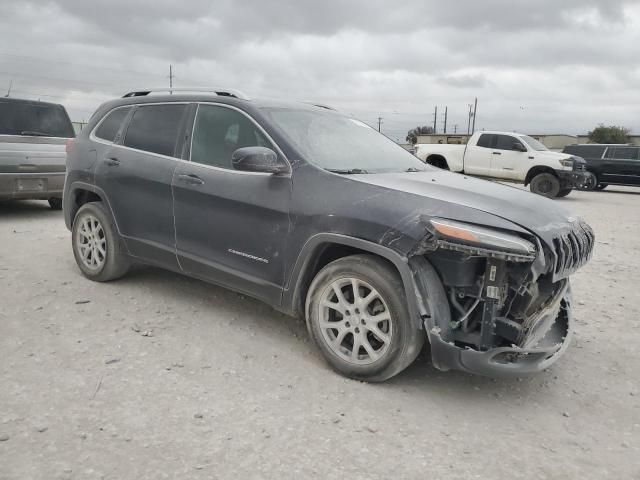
(72, 202, 130, 282)
(556, 188, 572, 198)
(530, 173, 560, 198)
(305, 254, 425, 382)
(48, 197, 62, 210)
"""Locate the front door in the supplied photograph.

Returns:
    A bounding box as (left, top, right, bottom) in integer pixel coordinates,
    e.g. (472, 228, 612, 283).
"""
(172, 103, 291, 304)
(94, 103, 189, 268)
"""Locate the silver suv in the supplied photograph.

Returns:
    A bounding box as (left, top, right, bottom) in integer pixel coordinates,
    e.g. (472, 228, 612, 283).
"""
(0, 97, 75, 209)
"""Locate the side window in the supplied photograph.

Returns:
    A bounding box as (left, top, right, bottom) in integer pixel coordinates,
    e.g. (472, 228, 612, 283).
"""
(495, 135, 524, 151)
(476, 134, 495, 148)
(94, 107, 131, 142)
(611, 147, 639, 160)
(190, 104, 273, 169)
(123, 104, 186, 157)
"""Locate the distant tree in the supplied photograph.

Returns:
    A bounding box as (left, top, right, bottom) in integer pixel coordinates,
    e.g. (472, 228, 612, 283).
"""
(406, 125, 434, 145)
(588, 124, 630, 144)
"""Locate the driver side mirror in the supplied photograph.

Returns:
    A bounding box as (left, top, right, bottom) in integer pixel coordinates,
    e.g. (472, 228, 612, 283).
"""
(512, 142, 527, 152)
(232, 147, 288, 174)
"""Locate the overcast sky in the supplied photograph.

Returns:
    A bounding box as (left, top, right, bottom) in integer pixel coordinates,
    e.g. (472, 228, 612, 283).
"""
(1, 0, 639, 141)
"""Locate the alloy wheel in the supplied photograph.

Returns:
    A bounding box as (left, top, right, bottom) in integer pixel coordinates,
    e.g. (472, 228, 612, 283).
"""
(75, 215, 107, 270)
(319, 277, 393, 365)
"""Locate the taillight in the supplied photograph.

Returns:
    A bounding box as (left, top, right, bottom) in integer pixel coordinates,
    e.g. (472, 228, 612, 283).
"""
(65, 139, 74, 153)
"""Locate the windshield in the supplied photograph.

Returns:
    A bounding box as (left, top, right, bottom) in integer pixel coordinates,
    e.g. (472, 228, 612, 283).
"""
(520, 135, 548, 151)
(261, 107, 430, 173)
(0, 100, 75, 138)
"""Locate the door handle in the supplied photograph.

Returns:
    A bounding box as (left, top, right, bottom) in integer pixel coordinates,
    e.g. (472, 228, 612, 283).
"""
(492, 151, 502, 155)
(104, 157, 120, 166)
(178, 173, 205, 186)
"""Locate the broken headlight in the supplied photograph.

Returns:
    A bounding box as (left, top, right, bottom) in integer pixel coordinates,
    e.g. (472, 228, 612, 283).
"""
(430, 219, 536, 259)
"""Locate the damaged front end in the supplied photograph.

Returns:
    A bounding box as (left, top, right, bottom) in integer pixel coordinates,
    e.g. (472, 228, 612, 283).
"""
(410, 218, 594, 376)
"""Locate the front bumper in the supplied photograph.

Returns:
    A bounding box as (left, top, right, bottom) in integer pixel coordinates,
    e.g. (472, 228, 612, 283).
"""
(0, 172, 65, 200)
(426, 284, 572, 377)
(556, 169, 588, 189)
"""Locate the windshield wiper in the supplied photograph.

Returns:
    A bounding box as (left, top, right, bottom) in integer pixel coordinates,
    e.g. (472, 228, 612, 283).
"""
(20, 130, 51, 137)
(326, 168, 369, 174)
(405, 167, 424, 172)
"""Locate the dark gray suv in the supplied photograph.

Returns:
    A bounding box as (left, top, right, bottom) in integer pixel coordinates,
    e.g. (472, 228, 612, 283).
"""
(63, 88, 593, 381)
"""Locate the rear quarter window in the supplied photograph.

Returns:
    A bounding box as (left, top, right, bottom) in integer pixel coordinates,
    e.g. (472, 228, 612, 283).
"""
(610, 147, 639, 160)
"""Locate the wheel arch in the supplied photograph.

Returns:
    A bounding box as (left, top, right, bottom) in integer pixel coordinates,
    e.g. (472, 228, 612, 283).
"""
(64, 182, 118, 232)
(425, 154, 449, 170)
(283, 234, 428, 326)
(524, 166, 558, 186)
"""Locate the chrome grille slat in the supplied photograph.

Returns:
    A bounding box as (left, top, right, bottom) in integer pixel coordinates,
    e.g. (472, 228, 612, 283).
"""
(552, 221, 594, 279)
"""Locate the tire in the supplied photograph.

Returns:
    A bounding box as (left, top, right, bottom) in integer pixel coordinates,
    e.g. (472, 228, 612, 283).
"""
(71, 202, 130, 282)
(48, 197, 63, 210)
(530, 172, 560, 198)
(305, 254, 425, 382)
(595, 184, 608, 191)
(556, 188, 572, 198)
(577, 171, 597, 191)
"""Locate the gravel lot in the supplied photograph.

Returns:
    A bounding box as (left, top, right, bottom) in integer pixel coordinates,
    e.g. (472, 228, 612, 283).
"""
(1, 187, 639, 480)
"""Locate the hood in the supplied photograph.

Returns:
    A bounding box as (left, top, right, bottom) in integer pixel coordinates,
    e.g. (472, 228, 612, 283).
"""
(350, 170, 582, 245)
(530, 150, 574, 162)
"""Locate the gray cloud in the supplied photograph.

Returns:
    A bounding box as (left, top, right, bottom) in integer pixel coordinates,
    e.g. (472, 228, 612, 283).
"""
(1, 0, 639, 138)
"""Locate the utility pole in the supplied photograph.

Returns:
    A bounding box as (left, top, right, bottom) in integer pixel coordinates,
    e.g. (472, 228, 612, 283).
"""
(433, 106, 438, 134)
(5, 80, 12, 97)
(467, 104, 472, 134)
(168, 65, 175, 93)
(471, 97, 478, 134)
(443, 106, 448, 134)
(453, 124, 458, 134)
(377, 116, 383, 132)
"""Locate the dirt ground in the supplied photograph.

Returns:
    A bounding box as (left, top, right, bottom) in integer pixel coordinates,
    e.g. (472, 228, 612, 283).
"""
(1, 186, 639, 480)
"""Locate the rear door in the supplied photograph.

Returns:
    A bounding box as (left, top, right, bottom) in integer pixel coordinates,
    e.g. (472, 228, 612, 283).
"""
(489, 134, 529, 180)
(93, 103, 189, 268)
(172, 103, 291, 304)
(463, 133, 494, 176)
(602, 147, 640, 185)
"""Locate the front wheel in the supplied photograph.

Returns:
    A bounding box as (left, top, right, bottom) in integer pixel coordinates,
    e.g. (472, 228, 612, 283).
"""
(530, 173, 560, 198)
(72, 202, 130, 282)
(305, 254, 425, 382)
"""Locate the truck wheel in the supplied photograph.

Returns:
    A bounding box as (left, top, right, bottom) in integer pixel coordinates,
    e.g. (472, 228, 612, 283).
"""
(530, 173, 560, 198)
(71, 202, 130, 282)
(556, 188, 572, 198)
(48, 197, 63, 210)
(577, 172, 597, 191)
(305, 254, 425, 382)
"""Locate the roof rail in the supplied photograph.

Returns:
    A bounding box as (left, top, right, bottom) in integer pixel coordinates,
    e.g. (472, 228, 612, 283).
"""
(122, 88, 250, 100)
(304, 102, 336, 111)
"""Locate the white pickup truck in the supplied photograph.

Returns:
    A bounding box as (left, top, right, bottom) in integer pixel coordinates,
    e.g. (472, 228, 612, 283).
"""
(415, 131, 588, 198)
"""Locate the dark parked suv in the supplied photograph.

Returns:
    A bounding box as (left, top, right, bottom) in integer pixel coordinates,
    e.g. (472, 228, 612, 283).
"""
(562, 144, 640, 190)
(63, 88, 594, 381)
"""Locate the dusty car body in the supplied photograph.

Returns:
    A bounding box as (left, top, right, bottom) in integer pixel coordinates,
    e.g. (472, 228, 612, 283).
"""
(0, 97, 74, 209)
(63, 89, 594, 380)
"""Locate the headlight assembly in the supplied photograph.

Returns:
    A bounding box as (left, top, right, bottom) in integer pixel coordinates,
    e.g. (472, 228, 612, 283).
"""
(559, 158, 574, 168)
(430, 219, 536, 261)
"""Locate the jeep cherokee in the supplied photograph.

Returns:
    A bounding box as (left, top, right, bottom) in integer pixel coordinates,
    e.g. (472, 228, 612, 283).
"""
(63, 88, 594, 381)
